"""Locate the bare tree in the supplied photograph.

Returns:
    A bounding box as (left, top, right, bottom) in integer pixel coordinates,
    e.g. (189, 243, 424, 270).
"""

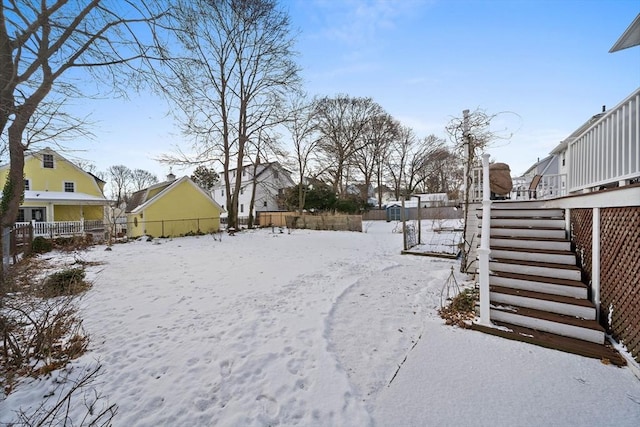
(385, 125, 414, 200)
(282, 94, 317, 214)
(403, 134, 447, 194)
(160, 0, 300, 230)
(446, 108, 515, 272)
(0, 1, 167, 235)
(132, 169, 159, 191)
(419, 146, 462, 197)
(353, 112, 398, 206)
(313, 95, 383, 197)
(73, 159, 107, 181)
(244, 129, 287, 228)
(107, 165, 133, 206)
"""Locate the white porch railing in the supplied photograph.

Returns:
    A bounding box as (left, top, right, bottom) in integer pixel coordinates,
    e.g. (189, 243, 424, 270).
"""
(14, 219, 104, 238)
(471, 168, 567, 202)
(568, 87, 640, 193)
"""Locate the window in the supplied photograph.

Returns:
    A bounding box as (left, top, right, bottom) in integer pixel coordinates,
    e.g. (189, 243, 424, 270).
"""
(263, 201, 267, 207)
(240, 187, 244, 195)
(273, 170, 279, 179)
(240, 204, 244, 213)
(32, 208, 44, 221)
(24, 179, 30, 191)
(43, 154, 54, 168)
(232, 170, 236, 177)
(64, 182, 75, 192)
(17, 209, 25, 222)
(242, 169, 246, 177)
(221, 189, 224, 197)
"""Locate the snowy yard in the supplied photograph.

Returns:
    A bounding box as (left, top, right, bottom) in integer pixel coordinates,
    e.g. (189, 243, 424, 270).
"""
(1, 221, 639, 426)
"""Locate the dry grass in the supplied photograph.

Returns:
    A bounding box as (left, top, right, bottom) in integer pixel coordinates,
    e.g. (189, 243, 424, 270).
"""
(1, 253, 95, 395)
(439, 287, 479, 328)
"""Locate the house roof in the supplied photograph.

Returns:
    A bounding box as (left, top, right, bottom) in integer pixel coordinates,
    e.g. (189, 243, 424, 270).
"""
(22, 190, 110, 205)
(610, 13, 640, 53)
(522, 155, 554, 176)
(126, 176, 224, 214)
(126, 180, 174, 212)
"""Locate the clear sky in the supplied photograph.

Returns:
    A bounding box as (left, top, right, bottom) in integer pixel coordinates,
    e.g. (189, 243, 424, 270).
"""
(62, 0, 640, 180)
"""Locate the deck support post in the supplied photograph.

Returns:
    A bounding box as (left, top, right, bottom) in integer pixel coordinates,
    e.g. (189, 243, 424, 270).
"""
(478, 153, 492, 326)
(592, 207, 600, 322)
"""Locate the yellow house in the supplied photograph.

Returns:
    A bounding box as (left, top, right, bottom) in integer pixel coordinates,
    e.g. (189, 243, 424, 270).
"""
(125, 176, 224, 238)
(0, 147, 109, 224)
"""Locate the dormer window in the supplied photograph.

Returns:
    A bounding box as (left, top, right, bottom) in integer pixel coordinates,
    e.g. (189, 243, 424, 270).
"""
(43, 154, 54, 168)
(64, 182, 75, 192)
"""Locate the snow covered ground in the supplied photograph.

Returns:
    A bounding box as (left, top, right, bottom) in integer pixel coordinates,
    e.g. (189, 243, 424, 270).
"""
(1, 221, 639, 426)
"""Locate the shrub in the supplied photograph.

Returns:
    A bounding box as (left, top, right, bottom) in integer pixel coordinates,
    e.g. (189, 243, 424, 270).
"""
(439, 287, 478, 328)
(43, 267, 89, 296)
(31, 236, 53, 254)
(53, 235, 94, 251)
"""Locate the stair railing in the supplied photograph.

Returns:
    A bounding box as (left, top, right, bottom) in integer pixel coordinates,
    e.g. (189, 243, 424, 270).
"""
(478, 153, 492, 326)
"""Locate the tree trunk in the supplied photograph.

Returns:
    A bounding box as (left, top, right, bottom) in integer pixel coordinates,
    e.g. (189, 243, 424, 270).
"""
(248, 153, 260, 228)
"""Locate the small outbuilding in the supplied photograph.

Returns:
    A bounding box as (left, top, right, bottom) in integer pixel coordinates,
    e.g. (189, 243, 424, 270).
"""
(126, 176, 224, 238)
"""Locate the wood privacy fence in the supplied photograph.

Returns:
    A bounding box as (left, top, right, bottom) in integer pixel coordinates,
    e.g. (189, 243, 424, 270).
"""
(10, 223, 33, 263)
(1, 223, 34, 267)
(257, 211, 294, 227)
(571, 207, 640, 363)
(362, 206, 462, 221)
(256, 212, 362, 232)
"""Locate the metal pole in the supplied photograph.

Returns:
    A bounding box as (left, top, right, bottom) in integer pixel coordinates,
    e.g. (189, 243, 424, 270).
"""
(417, 196, 422, 244)
(401, 197, 407, 251)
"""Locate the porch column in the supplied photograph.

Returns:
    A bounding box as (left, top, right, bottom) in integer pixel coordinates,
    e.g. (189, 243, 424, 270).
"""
(478, 153, 492, 326)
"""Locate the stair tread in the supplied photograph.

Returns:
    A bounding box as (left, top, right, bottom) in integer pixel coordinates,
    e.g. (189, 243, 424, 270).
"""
(490, 285, 594, 307)
(490, 246, 574, 256)
(471, 322, 626, 366)
(490, 303, 603, 331)
(487, 225, 565, 230)
(487, 235, 569, 243)
(476, 207, 562, 212)
(490, 271, 587, 288)
(491, 257, 580, 271)
(487, 216, 564, 220)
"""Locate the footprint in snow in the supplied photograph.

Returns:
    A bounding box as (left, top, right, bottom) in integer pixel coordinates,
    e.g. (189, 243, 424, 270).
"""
(256, 394, 279, 418)
(220, 360, 232, 377)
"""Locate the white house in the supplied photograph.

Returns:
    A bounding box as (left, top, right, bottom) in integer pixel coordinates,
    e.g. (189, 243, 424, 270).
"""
(212, 162, 295, 221)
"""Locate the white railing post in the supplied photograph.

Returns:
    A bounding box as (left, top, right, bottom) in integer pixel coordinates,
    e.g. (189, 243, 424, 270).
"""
(478, 153, 492, 326)
(592, 207, 600, 322)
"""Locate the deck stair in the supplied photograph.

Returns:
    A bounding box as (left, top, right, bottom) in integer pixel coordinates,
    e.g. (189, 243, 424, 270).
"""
(473, 202, 625, 365)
